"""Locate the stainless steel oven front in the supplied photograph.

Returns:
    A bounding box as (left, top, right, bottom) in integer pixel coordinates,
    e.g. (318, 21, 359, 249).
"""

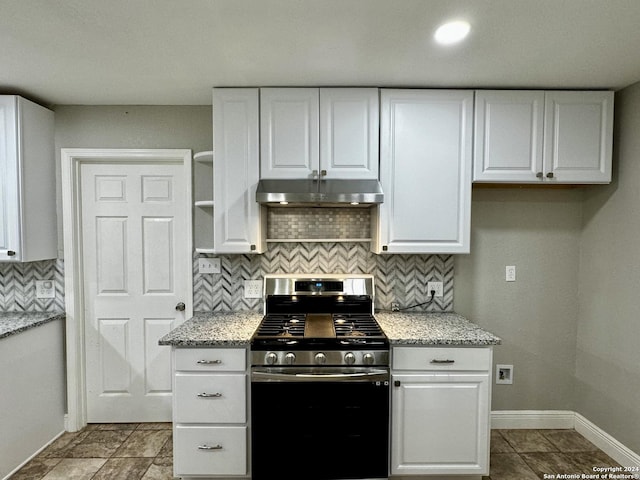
(251, 365, 390, 480)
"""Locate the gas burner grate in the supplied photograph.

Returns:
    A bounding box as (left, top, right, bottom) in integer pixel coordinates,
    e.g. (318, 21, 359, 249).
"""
(255, 314, 306, 337)
(333, 314, 385, 338)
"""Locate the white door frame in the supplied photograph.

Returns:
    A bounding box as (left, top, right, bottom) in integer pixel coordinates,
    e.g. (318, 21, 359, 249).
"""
(61, 148, 193, 432)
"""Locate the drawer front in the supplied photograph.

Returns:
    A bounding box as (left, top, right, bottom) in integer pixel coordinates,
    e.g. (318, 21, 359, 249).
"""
(174, 425, 247, 476)
(392, 346, 491, 371)
(175, 373, 246, 423)
(175, 347, 246, 372)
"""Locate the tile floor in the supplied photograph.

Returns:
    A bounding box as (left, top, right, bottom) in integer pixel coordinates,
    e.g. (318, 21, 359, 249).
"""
(9, 426, 623, 480)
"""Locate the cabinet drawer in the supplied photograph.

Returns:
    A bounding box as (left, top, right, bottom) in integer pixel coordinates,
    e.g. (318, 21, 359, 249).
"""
(392, 347, 491, 371)
(174, 373, 246, 423)
(175, 348, 246, 372)
(174, 425, 247, 476)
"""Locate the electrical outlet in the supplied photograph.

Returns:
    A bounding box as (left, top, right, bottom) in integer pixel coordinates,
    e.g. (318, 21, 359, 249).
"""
(505, 265, 516, 282)
(244, 279, 263, 299)
(198, 257, 221, 274)
(496, 364, 514, 384)
(36, 280, 56, 299)
(427, 281, 444, 297)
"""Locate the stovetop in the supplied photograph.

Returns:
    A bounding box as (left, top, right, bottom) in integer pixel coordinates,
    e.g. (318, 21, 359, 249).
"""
(251, 274, 389, 365)
(251, 312, 388, 350)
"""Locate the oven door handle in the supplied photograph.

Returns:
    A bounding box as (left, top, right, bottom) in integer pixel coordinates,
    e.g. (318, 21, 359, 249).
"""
(251, 368, 389, 383)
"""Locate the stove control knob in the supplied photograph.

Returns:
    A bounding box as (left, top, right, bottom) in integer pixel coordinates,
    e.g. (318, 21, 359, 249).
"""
(314, 352, 327, 365)
(265, 352, 278, 365)
(344, 352, 356, 365)
(284, 352, 296, 365)
(363, 353, 375, 365)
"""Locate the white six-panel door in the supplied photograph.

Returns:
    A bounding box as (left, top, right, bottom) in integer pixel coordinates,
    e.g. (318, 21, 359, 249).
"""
(81, 161, 190, 422)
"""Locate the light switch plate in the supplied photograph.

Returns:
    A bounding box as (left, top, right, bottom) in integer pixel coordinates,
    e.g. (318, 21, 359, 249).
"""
(198, 257, 221, 274)
(36, 280, 56, 299)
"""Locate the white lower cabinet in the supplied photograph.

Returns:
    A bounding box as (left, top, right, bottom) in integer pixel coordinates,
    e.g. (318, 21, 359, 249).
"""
(172, 347, 248, 478)
(391, 346, 492, 476)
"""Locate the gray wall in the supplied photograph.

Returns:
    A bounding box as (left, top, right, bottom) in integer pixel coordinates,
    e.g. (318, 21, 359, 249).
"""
(53, 105, 213, 255)
(455, 188, 583, 411)
(576, 83, 640, 454)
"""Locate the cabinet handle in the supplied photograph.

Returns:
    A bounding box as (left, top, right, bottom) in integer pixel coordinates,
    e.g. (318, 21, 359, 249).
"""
(536, 172, 544, 179)
(250, 244, 256, 251)
(196, 359, 222, 365)
(7, 250, 16, 257)
(546, 172, 554, 179)
(198, 444, 223, 450)
(197, 392, 223, 398)
(320, 169, 327, 177)
(382, 245, 388, 252)
(430, 359, 455, 364)
(311, 169, 319, 179)
(394, 380, 401, 387)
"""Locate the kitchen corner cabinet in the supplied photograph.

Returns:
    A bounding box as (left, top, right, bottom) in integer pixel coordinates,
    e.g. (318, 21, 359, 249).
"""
(172, 347, 248, 478)
(374, 89, 473, 254)
(260, 87, 379, 180)
(212, 88, 265, 254)
(193, 151, 214, 254)
(391, 346, 492, 476)
(473, 90, 613, 183)
(0, 95, 56, 262)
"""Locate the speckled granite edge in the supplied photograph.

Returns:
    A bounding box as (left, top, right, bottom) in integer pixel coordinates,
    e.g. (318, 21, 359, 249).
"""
(159, 311, 263, 346)
(0, 312, 65, 340)
(375, 311, 502, 345)
(160, 310, 500, 347)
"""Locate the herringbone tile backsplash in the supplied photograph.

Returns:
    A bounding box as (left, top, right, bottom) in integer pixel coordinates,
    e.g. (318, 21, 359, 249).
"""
(194, 243, 453, 312)
(0, 259, 65, 312)
(0, 246, 453, 313)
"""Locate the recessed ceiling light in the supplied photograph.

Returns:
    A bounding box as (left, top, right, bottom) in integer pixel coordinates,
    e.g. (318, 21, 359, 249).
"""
(434, 20, 471, 45)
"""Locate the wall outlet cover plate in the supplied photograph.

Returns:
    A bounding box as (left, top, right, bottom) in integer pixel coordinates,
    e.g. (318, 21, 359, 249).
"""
(36, 280, 56, 299)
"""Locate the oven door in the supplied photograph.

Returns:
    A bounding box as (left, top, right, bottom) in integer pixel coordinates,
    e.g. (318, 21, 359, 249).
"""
(251, 367, 390, 480)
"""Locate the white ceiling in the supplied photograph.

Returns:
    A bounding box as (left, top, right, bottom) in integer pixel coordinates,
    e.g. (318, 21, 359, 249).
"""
(3, 0, 640, 106)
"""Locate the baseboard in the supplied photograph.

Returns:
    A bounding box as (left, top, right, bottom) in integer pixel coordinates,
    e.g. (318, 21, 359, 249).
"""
(2, 430, 65, 480)
(573, 413, 640, 476)
(491, 410, 640, 473)
(491, 410, 575, 429)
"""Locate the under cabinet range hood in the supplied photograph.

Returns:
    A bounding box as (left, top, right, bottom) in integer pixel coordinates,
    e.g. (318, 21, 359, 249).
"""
(256, 178, 384, 206)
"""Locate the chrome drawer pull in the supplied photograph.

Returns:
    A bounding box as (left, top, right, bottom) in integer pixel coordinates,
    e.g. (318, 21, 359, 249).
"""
(197, 359, 222, 365)
(197, 392, 223, 398)
(198, 444, 223, 450)
(430, 359, 455, 364)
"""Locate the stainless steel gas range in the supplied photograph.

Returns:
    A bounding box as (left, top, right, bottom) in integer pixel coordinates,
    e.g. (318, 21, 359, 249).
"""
(250, 274, 389, 480)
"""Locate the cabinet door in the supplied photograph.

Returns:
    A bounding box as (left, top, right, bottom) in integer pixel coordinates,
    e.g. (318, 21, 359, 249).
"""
(543, 91, 613, 183)
(0, 97, 20, 260)
(473, 90, 544, 182)
(391, 373, 490, 475)
(213, 88, 265, 253)
(260, 88, 319, 179)
(377, 89, 473, 254)
(319, 88, 379, 179)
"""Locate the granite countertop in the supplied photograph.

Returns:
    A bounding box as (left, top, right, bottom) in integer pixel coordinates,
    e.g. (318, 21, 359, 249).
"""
(158, 311, 263, 347)
(375, 311, 501, 346)
(159, 310, 500, 347)
(0, 312, 65, 340)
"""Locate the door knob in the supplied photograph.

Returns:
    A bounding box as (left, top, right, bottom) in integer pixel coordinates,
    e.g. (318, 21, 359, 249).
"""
(175, 302, 186, 311)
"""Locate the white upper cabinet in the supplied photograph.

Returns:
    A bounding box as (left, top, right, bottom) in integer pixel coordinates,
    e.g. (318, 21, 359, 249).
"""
(319, 88, 379, 179)
(375, 89, 473, 254)
(473, 90, 545, 182)
(0, 95, 56, 262)
(260, 87, 379, 179)
(213, 88, 265, 254)
(260, 88, 319, 179)
(544, 91, 613, 183)
(474, 90, 613, 183)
